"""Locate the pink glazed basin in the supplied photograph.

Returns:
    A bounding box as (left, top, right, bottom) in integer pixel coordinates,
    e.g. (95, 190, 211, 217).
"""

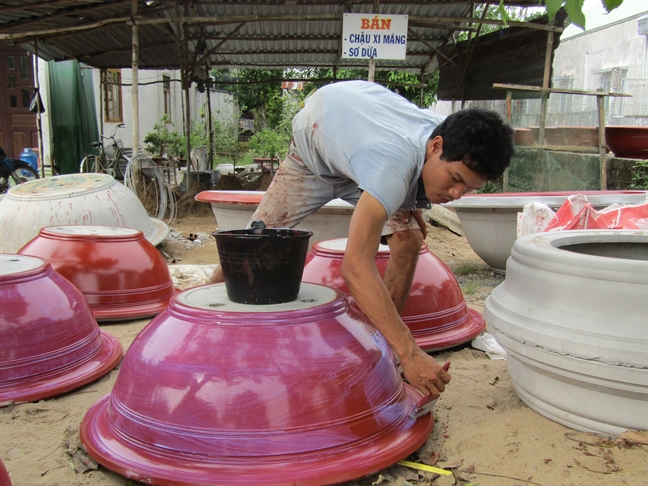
(0, 459, 11, 486)
(0, 254, 122, 404)
(19, 226, 175, 322)
(80, 283, 433, 485)
(302, 239, 485, 351)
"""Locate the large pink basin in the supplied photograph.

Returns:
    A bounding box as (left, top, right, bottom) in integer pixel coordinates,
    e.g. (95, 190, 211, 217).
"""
(0, 254, 122, 404)
(80, 283, 432, 485)
(302, 239, 485, 351)
(19, 226, 175, 322)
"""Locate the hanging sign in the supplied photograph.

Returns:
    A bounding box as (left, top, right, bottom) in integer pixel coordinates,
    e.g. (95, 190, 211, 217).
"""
(342, 13, 408, 60)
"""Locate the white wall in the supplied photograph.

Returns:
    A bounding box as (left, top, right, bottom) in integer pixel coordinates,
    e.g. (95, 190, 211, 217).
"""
(35, 62, 234, 168)
(104, 68, 234, 151)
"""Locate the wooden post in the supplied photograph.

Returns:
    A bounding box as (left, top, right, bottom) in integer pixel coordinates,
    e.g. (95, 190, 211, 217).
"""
(131, 0, 139, 158)
(597, 94, 607, 190)
(368, 0, 379, 83)
(503, 89, 512, 192)
(206, 66, 213, 170)
(538, 29, 554, 146)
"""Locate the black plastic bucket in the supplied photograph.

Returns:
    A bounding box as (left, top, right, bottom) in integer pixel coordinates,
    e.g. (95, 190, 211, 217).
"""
(213, 227, 313, 304)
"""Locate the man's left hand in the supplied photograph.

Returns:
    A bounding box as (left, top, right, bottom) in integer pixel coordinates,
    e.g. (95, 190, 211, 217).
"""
(400, 209, 427, 239)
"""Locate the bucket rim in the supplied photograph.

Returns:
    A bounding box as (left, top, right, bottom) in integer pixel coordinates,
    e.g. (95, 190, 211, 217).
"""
(212, 228, 314, 238)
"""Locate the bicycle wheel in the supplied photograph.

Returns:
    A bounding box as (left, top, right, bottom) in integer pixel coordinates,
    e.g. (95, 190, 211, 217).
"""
(1, 165, 39, 192)
(80, 155, 102, 173)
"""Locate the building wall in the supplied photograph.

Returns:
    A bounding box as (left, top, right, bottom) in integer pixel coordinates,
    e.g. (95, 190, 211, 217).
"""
(35, 62, 234, 168)
(430, 12, 648, 129)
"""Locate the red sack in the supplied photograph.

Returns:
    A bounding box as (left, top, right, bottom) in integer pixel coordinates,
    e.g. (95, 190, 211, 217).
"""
(544, 195, 602, 232)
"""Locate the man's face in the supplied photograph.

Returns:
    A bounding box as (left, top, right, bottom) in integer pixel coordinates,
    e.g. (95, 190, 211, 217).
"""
(421, 136, 488, 204)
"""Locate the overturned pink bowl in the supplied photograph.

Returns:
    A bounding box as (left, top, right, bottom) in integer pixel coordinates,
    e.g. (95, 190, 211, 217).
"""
(0, 254, 122, 404)
(80, 282, 432, 485)
(19, 226, 175, 322)
(303, 239, 485, 351)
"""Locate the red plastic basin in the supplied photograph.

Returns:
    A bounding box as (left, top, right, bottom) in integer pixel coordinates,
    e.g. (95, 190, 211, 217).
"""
(80, 283, 432, 485)
(302, 239, 486, 351)
(19, 226, 175, 322)
(0, 254, 122, 404)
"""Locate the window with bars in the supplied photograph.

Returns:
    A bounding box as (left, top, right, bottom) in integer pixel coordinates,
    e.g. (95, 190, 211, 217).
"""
(163, 74, 171, 117)
(104, 69, 123, 122)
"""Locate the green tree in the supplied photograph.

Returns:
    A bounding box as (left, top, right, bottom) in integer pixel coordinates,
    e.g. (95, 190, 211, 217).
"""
(300, 68, 438, 107)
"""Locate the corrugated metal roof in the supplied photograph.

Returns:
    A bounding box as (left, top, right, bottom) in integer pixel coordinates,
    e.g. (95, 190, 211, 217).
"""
(0, 0, 553, 77)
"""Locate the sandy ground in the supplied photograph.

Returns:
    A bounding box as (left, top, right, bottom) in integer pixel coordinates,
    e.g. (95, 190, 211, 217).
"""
(1, 211, 647, 486)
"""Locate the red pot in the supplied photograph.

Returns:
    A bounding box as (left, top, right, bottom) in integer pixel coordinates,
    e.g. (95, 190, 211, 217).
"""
(302, 239, 486, 350)
(19, 226, 175, 322)
(605, 126, 648, 159)
(0, 254, 122, 404)
(80, 283, 432, 485)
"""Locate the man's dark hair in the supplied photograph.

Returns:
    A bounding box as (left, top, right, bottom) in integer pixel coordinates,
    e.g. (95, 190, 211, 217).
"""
(430, 108, 515, 181)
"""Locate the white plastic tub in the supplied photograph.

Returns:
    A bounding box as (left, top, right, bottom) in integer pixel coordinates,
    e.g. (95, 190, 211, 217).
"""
(485, 230, 648, 435)
(444, 190, 647, 273)
(0, 174, 168, 253)
(195, 190, 354, 249)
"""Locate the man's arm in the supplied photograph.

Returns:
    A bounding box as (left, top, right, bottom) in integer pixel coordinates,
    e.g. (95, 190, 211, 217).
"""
(341, 191, 451, 397)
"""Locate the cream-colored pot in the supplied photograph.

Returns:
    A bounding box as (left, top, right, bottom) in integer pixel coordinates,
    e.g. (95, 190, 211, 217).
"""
(485, 230, 648, 435)
(0, 174, 168, 253)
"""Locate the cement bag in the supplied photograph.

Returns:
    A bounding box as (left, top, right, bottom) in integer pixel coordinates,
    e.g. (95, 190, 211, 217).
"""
(517, 202, 556, 237)
(544, 194, 601, 232)
(595, 202, 648, 230)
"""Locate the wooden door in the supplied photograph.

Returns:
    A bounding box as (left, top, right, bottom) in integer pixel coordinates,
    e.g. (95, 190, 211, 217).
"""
(0, 42, 38, 158)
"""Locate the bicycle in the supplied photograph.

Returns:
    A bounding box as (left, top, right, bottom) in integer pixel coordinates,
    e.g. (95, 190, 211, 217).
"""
(0, 145, 39, 194)
(80, 123, 130, 180)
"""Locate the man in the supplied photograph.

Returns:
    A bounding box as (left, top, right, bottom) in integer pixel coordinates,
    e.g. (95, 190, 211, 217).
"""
(211, 80, 515, 399)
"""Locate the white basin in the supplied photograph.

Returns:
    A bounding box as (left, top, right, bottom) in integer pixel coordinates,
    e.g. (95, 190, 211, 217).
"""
(444, 190, 647, 273)
(195, 190, 354, 249)
(485, 230, 648, 435)
(0, 174, 168, 253)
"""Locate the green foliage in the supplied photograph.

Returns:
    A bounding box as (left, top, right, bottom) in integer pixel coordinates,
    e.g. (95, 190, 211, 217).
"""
(630, 160, 648, 190)
(247, 94, 299, 159)
(143, 115, 184, 157)
(300, 68, 438, 107)
(546, 0, 623, 29)
(212, 68, 286, 126)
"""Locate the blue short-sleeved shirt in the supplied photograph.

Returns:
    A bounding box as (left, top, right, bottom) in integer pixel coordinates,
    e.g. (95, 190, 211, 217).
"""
(292, 80, 445, 216)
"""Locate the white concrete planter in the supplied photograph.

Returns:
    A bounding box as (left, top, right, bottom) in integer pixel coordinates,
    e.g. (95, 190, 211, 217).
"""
(485, 230, 648, 435)
(444, 191, 647, 273)
(0, 174, 168, 253)
(196, 190, 354, 249)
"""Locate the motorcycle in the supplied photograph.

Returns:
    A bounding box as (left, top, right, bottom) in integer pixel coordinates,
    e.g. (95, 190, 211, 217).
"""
(0, 145, 40, 194)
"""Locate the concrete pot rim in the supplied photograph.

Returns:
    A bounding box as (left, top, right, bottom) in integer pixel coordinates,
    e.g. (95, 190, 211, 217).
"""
(443, 190, 647, 210)
(511, 230, 648, 281)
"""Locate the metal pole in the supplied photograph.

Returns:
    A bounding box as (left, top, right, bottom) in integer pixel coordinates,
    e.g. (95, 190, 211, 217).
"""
(131, 0, 139, 157)
(33, 39, 46, 178)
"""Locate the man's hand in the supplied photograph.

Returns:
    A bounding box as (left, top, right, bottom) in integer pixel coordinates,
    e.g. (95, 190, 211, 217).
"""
(400, 209, 427, 239)
(400, 348, 451, 397)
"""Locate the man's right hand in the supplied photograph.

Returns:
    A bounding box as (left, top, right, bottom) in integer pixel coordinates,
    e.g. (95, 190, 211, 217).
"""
(399, 347, 451, 397)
